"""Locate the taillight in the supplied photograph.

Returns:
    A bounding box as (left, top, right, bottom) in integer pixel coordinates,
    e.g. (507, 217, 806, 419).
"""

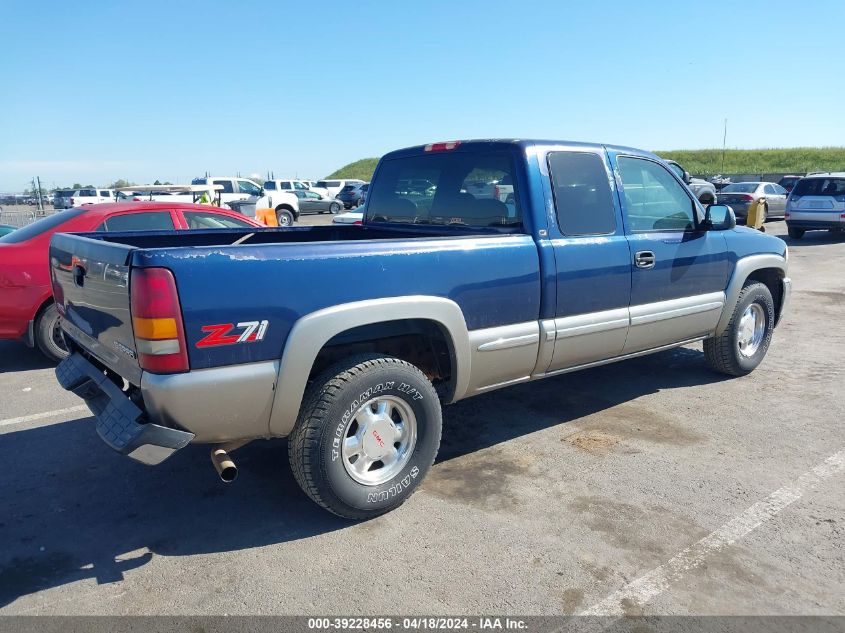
(353, 220, 363, 225)
(130, 268, 189, 373)
(424, 141, 460, 152)
(742, 194, 754, 202)
(493, 185, 500, 200)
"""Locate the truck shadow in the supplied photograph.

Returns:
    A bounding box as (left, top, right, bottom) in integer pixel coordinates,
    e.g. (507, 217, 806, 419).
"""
(0, 345, 725, 608)
(0, 340, 54, 373)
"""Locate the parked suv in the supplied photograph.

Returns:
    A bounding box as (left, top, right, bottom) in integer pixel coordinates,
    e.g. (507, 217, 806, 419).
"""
(336, 182, 368, 208)
(785, 173, 845, 239)
(264, 179, 330, 198)
(315, 179, 364, 198)
(53, 190, 75, 209)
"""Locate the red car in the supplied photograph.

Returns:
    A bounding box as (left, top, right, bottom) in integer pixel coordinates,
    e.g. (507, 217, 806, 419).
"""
(0, 202, 263, 361)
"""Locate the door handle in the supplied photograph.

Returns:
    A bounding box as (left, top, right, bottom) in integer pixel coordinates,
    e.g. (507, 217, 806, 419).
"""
(72, 264, 86, 287)
(635, 250, 656, 269)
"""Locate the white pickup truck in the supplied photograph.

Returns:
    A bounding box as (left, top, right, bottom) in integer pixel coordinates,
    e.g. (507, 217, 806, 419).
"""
(191, 176, 300, 226)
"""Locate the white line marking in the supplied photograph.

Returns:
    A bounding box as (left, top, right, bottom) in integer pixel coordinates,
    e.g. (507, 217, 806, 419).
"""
(0, 404, 89, 429)
(581, 448, 845, 616)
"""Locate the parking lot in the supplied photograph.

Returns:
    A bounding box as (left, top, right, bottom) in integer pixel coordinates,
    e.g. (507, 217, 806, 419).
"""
(0, 219, 842, 616)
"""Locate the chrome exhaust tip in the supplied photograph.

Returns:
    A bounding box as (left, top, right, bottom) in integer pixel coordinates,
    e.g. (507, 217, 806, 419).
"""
(210, 447, 238, 483)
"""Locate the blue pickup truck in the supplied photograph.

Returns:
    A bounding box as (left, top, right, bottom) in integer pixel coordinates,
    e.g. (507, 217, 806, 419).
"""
(51, 139, 791, 519)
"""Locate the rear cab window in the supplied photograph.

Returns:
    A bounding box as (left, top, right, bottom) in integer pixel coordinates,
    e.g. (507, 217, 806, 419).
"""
(366, 150, 522, 228)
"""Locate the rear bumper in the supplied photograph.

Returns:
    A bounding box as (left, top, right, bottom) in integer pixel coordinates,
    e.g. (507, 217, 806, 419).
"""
(56, 353, 194, 465)
(786, 218, 845, 230)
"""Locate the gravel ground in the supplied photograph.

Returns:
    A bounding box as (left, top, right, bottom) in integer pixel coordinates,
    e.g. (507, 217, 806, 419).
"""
(0, 220, 842, 616)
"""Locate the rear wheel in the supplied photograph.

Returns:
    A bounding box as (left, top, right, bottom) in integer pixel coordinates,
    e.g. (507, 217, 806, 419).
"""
(35, 303, 69, 362)
(288, 354, 442, 519)
(788, 227, 804, 239)
(704, 281, 774, 377)
(276, 208, 294, 226)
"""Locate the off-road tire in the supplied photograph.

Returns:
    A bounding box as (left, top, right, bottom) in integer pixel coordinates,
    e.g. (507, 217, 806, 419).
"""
(704, 282, 774, 377)
(788, 227, 804, 239)
(289, 354, 442, 519)
(35, 303, 69, 362)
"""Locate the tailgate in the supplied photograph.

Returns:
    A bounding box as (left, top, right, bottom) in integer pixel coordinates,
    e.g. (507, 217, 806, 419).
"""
(50, 232, 142, 384)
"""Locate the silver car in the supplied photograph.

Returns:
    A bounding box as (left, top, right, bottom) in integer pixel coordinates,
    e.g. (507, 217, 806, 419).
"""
(291, 190, 343, 215)
(717, 182, 788, 223)
(785, 172, 845, 239)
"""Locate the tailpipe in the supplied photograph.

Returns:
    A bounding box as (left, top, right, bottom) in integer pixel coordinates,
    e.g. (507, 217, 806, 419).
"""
(210, 447, 238, 483)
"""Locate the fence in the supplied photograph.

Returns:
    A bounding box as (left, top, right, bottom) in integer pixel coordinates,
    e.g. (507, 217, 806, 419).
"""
(0, 206, 59, 228)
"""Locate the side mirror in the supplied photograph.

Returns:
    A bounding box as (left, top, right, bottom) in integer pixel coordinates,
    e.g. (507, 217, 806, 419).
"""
(703, 204, 736, 231)
(683, 171, 692, 185)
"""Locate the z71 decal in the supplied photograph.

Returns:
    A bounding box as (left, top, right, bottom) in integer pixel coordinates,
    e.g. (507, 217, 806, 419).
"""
(196, 320, 269, 348)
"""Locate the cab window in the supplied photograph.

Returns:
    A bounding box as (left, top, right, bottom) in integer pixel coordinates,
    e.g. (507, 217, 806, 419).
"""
(212, 179, 234, 194)
(102, 212, 175, 231)
(617, 157, 695, 232)
(548, 151, 616, 236)
(366, 151, 521, 228)
(182, 211, 255, 229)
(237, 180, 262, 196)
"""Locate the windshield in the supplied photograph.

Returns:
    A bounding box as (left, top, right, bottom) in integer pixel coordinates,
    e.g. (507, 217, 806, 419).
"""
(0, 209, 84, 243)
(366, 151, 521, 227)
(793, 177, 845, 197)
(721, 183, 759, 193)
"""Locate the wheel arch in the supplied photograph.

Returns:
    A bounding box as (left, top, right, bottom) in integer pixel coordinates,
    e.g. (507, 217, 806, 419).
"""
(716, 255, 787, 335)
(268, 297, 471, 437)
(28, 296, 55, 347)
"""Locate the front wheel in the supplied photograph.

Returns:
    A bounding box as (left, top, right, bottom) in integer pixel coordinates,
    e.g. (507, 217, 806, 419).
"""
(288, 355, 442, 519)
(276, 208, 294, 226)
(329, 202, 341, 214)
(704, 281, 774, 377)
(35, 303, 69, 362)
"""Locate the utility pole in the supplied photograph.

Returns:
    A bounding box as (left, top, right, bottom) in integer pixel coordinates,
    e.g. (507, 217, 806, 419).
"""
(721, 118, 727, 174)
(36, 176, 44, 212)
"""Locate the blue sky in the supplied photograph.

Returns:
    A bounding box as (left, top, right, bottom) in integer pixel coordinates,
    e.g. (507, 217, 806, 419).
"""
(1, 0, 843, 190)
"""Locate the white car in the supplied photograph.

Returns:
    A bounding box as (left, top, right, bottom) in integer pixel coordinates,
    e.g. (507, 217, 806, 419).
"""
(70, 188, 116, 206)
(265, 179, 330, 199)
(314, 179, 365, 199)
(192, 176, 300, 226)
(332, 210, 363, 225)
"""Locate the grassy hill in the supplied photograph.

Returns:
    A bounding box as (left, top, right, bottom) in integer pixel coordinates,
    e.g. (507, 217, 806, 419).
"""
(655, 147, 845, 176)
(326, 158, 380, 181)
(327, 148, 845, 181)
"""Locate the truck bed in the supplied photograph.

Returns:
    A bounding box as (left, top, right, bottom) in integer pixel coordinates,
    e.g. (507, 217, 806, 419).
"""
(50, 223, 541, 383)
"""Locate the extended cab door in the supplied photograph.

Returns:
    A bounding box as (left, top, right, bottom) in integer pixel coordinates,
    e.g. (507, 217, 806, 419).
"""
(542, 147, 632, 372)
(609, 151, 730, 354)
